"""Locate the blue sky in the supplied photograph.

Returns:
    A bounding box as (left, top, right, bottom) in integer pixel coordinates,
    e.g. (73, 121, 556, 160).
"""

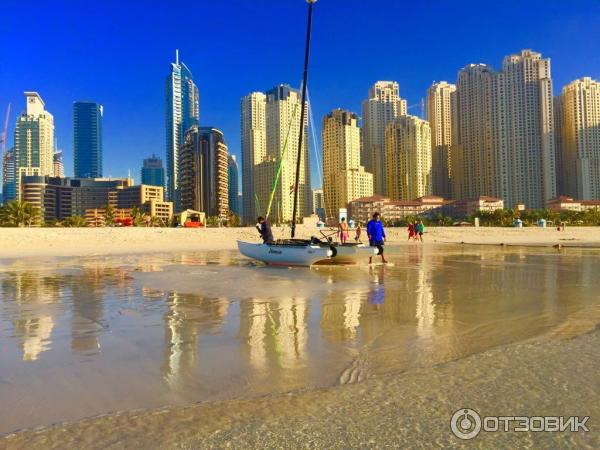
(2, 0, 600, 189)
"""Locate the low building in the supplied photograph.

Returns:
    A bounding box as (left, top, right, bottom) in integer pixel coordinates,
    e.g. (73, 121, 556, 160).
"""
(546, 196, 600, 212)
(349, 195, 452, 223)
(20, 176, 173, 224)
(449, 196, 504, 217)
(349, 194, 504, 223)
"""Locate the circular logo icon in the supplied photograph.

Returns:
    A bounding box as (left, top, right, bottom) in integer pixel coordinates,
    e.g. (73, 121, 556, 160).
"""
(451, 408, 482, 440)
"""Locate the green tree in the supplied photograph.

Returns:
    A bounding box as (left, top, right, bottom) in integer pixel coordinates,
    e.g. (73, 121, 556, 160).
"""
(0, 200, 40, 227)
(227, 211, 241, 227)
(104, 204, 116, 226)
(131, 206, 148, 227)
(62, 215, 87, 227)
(206, 216, 221, 227)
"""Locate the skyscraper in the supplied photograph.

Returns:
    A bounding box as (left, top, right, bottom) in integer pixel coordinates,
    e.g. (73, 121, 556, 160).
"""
(426, 81, 456, 199)
(14, 92, 54, 199)
(245, 85, 310, 224)
(141, 154, 165, 188)
(385, 115, 432, 200)
(322, 109, 373, 222)
(166, 50, 199, 206)
(179, 125, 229, 219)
(241, 92, 266, 223)
(502, 50, 556, 208)
(2, 147, 16, 204)
(73, 101, 103, 178)
(362, 81, 407, 195)
(312, 188, 324, 221)
(53, 151, 64, 177)
(227, 154, 240, 215)
(453, 50, 556, 208)
(556, 77, 600, 199)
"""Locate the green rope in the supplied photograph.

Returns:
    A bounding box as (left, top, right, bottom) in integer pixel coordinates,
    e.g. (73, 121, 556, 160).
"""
(265, 102, 299, 220)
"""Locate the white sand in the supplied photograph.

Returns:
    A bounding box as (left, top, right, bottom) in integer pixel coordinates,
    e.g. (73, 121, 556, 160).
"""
(1, 225, 600, 259)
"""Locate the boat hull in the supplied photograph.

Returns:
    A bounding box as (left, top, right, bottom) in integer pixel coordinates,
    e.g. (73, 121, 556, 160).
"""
(237, 240, 333, 266)
(318, 243, 378, 264)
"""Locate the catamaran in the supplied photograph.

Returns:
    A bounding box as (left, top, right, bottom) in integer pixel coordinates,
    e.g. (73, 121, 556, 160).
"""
(237, 0, 374, 266)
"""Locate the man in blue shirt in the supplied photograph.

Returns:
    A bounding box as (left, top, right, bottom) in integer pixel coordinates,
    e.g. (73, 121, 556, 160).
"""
(366, 212, 388, 264)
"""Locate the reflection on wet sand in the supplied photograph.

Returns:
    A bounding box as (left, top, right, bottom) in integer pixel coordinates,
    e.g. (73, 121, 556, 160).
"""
(2, 246, 600, 435)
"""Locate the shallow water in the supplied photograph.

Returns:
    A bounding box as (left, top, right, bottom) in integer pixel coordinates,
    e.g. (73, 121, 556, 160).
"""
(1, 244, 600, 436)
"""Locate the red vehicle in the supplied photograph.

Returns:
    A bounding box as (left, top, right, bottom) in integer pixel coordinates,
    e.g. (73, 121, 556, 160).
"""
(114, 217, 133, 227)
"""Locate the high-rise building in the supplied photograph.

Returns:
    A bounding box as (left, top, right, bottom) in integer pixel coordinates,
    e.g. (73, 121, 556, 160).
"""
(385, 115, 432, 200)
(141, 154, 165, 188)
(178, 125, 229, 219)
(166, 50, 199, 206)
(241, 92, 266, 223)
(227, 154, 240, 215)
(247, 85, 310, 223)
(73, 101, 103, 178)
(53, 151, 64, 178)
(312, 188, 324, 220)
(322, 109, 373, 223)
(453, 50, 556, 208)
(14, 92, 54, 199)
(362, 81, 407, 195)
(2, 147, 16, 204)
(556, 77, 600, 199)
(426, 81, 456, 199)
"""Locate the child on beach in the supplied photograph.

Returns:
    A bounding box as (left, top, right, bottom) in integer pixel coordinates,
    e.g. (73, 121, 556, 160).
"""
(355, 223, 362, 242)
(416, 220, 425, 242)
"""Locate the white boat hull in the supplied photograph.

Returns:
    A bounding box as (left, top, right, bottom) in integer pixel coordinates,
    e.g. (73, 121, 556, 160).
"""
(320, 243, 378, 264)
(237, 240, 333, 266)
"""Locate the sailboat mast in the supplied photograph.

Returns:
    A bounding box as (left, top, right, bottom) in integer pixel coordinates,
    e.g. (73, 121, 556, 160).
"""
(291, 0, 316, 238)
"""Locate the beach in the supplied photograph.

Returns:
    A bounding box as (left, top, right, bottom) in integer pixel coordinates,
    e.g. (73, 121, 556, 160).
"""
(2, 225, 600, 258)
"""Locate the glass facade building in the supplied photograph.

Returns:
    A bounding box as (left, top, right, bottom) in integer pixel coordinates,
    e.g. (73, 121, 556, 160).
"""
(165, 50, 199, 208)
(141, 154, 165, 188)
(227, 155, 240, 215)
(73, 101, 103, 178)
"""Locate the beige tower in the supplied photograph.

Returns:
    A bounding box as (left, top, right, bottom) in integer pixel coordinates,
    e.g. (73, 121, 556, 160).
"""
(253, 85, 310, 223)
(453, 64, 505, 202)
(385, 115, 432, 200)
(502, 50, 556, 208)
(362, 81, 407, 195)
(426, 81, 456, 199)
(557, 77, 600, 199)
(14, 92, 54, 199)
(453, 50, 556, 208)
(241, 92, 266, 223)
(322, 109, 373, 223)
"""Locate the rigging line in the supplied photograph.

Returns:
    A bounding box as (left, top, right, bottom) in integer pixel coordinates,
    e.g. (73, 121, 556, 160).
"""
(265, 102, 299, 220)
(306, 88, 328, 223)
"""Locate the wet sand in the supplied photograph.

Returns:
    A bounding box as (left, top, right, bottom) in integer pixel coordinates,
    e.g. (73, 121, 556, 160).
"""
(1, 246, 600, 448)
(3, 327, 599, 449)
(2, 225, 600, 259)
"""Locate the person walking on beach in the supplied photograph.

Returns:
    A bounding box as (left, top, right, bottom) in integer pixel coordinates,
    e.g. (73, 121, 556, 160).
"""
(416, 220, 425, 242)
(338, 217, 349, 244)
(256, 216, 274, 244)
(355, 222, 362, 242)
(367, 212, 388, 264)
(408, 222, 415, 241)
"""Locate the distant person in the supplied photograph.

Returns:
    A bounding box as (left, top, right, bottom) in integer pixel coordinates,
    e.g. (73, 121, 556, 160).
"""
(355, 222, 362, 242)
(416, 220, 425, 242)
(408, 222, 415, 240)
(338, 217, 349, 244)
(256, 216, 274, 244)
(367, 212, 388, 264)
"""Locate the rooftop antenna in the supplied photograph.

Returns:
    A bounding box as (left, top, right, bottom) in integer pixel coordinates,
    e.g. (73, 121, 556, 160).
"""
(176, 49, 179, 65)
(1, 103, 11, 162)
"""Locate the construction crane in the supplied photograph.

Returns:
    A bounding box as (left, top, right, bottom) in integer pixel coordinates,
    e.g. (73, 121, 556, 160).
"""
(407, 98, 426, 119)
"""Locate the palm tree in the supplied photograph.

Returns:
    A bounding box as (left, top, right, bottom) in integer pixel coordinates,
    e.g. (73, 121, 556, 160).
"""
(0, 200, 40, 227)
(131, 206, 148, 227)
(62, 215, 87, 227)
(104, 204, 116, 226)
